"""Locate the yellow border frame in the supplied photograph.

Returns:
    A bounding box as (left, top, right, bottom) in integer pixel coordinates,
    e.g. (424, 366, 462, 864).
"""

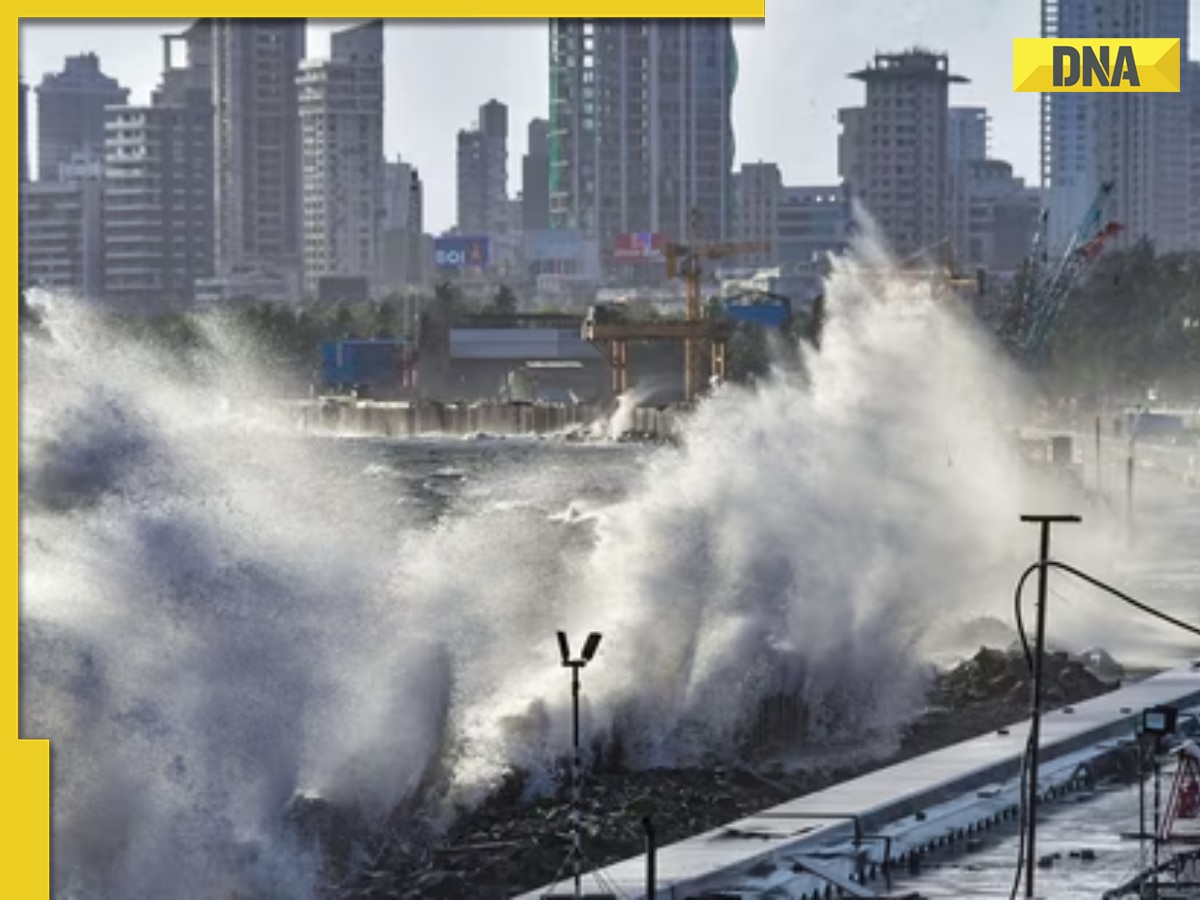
(11, 7, 765, 895)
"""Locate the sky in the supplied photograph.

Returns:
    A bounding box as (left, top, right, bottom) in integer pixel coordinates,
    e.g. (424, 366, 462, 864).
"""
(18, 3, 1200, 234)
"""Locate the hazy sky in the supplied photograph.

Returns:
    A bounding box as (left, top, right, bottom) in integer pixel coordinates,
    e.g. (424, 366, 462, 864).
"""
(19, 4, 1200, 233)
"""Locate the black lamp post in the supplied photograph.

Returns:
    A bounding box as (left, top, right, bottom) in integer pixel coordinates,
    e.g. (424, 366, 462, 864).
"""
(557, 630, 602, 900)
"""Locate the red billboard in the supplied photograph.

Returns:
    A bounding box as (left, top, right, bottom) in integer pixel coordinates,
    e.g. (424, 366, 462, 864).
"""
(614, 232, 668, 262)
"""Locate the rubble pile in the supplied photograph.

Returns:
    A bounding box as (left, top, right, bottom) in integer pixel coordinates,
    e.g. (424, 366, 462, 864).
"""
(897, 645, 1122, 758)
(315, 646, 1122, 900)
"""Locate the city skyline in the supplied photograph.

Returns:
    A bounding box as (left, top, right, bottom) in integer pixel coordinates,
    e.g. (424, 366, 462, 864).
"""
(26, 3, 1193, 234)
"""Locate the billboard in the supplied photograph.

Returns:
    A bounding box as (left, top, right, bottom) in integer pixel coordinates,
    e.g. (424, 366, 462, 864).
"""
(525, 229, 585, 264)
(320, 340, 406, 391)
(614, 232, 668, 263)
(433, 235, 490, 270)
(524, 228, 601, 280)
(316, 275, 369, 303)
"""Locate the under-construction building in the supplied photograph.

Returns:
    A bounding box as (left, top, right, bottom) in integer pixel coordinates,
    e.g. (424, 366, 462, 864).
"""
(548, 20, 738, 271)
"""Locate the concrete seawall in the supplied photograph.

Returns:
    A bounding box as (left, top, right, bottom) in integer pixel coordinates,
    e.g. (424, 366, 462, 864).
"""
(515, 665, 1200, 900)
(274, 398, 688, 443)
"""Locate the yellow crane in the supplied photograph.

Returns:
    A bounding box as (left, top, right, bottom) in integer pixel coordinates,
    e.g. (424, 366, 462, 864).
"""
(664, 234, 772, 402)
(892, 235, 981, 294)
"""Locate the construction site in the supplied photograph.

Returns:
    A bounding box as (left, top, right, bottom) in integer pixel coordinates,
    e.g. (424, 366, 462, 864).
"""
(308, 173, 1128, 433)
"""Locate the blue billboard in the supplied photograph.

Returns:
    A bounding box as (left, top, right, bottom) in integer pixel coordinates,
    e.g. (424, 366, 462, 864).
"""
(724, 300, 792, 329)
(320, 339, 406, 390)
(433, 235, 490, 270)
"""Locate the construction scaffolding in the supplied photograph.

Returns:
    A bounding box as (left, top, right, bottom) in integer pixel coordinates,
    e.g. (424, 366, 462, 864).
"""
(583, 211, 769, 402)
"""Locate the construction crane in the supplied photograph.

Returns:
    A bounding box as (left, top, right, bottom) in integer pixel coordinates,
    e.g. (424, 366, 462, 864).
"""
(581, 213, 769, 402)
(664, 219, 771, 401)
(894, 235, 983, 294)
(1003, 180, 1123, 366)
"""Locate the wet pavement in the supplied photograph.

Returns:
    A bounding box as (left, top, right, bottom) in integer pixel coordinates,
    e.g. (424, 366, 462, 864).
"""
(889, 754, 1191, 898)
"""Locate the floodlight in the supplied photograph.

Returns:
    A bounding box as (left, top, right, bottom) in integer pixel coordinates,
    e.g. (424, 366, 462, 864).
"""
(551, 630, 609, 899)
(581, 632, 602, 662)
(557, 631, 570, 666)
(1142, 705, 1178, 737)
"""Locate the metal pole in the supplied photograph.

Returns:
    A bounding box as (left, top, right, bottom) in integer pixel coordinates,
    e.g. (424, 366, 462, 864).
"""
(1021, 514, 1081, 899)
(643, 816, 657, 899)
(572, 663, 582, 900)
(1154, 745, 1161, 899)
(1126, 452, 1135, 544)
(1140, 735, 1148, 867)
(1025, 520, 1051, 900)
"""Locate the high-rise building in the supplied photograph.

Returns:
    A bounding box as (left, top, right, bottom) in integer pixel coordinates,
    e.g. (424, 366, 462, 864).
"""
(733, 162, 782, 267)
(103, 21, 214, 307)
(456, 99, 509, 237)
(212, 18, 306, 291)
(20, 81, 29, 290)
(722, 178, 850, 304)
(456, 129, 486, 234)
(383, 157, 423, 233)
(298, 20, 384, 299)
(840, 50, 967, 261)
(35, 53, 129, 182)
(836, 105, 867, 205)
(479, 100, 509, 239)
(1041, 0, 1191, 253)
(958, 160, 1041, 274)
(947, 106, 990, 267)
(948, 107, 988, 163)
(776, 185, 852, 270)
(548, 19, 737, 269)
(21, 154, 105, 297)
(381, 157, 427, 291)
(522, 118, 550, 232)
(1188, 61, 1200, 249)
(19, 81, 29, 185)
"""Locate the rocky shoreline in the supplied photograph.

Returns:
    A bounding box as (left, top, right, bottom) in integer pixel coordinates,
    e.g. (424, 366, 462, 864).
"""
(304, 646, 1125, 900)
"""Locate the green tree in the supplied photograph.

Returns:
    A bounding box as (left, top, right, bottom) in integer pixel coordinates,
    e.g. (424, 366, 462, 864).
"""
(489, 284, 518, 316)
(726, 323, 771, 383)
(1044, 242, 1200, 396)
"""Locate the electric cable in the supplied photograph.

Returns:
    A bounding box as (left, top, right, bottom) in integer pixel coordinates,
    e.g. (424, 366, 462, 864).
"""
(1008, 560, 1042, 900)
(1007, 729, 1036, 900)
(1007, 556, 1200, 900)
(1044, 560, 1200, 641)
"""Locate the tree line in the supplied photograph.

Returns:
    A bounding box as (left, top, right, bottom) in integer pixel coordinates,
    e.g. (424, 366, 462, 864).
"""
(1040, 241, 1200, 399)
(21, 244, 1198, 399)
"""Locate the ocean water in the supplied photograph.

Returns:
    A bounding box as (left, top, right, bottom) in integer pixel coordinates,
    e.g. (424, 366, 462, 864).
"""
(19, 230, 1193, 899)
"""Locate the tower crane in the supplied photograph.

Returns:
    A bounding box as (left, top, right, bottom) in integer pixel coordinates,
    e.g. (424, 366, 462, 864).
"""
(581, 211, 770, 403)
(664, 217, 771, 401)
(894, 235, 982, 294)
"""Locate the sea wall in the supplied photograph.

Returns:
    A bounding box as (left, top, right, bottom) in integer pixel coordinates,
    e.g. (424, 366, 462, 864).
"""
(274, 398, 687, 442)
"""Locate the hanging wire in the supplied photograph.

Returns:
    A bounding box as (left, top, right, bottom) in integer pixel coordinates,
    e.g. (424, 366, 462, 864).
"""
(1008, 557, 1200, 900)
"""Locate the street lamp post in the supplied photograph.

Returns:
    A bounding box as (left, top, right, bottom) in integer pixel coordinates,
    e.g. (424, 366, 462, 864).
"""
(1020, 513, 1081, 899)
(557, 630, 602, 900)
